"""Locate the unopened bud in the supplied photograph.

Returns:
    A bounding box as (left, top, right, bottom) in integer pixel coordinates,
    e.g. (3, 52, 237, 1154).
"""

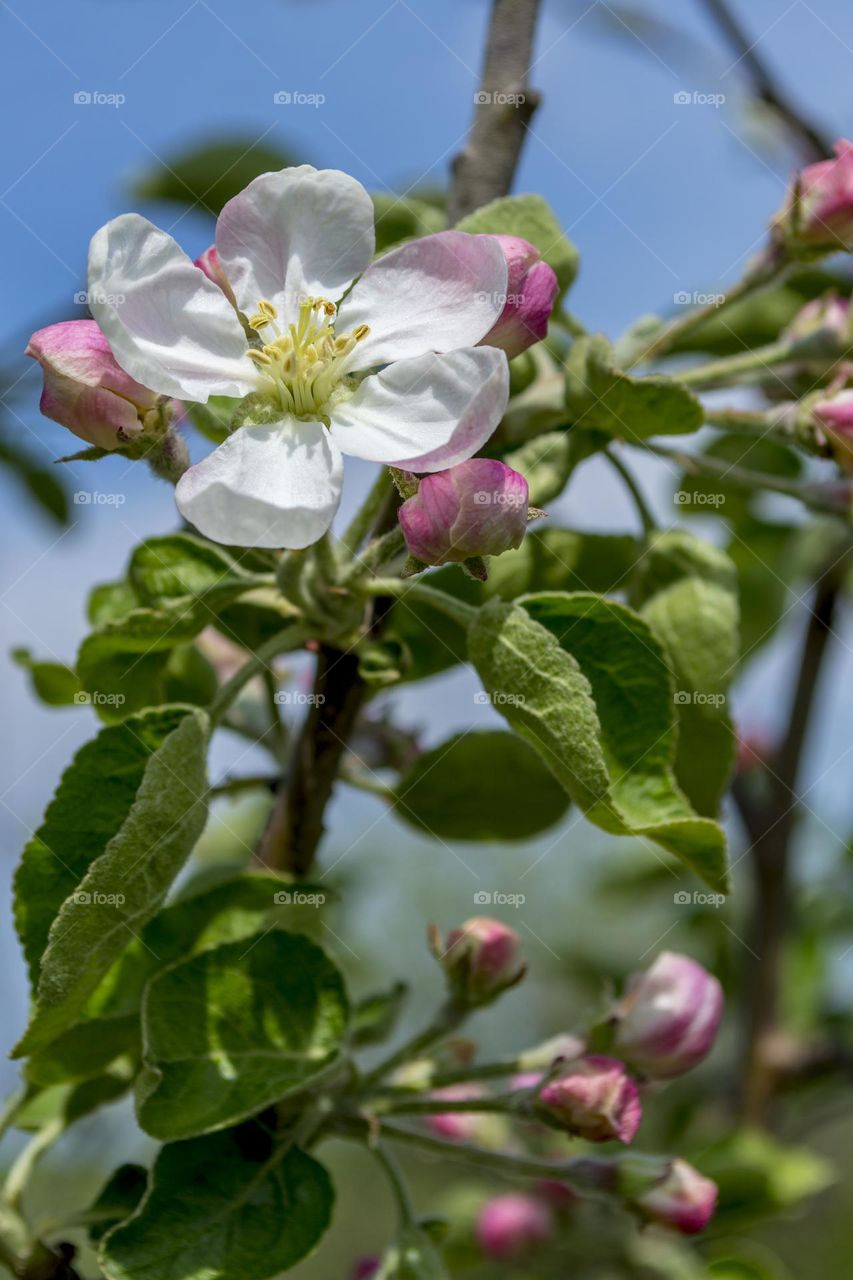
(537, 1055, 641, 1144)
(432, 917, 525, 1006)
(399, 459, 529, 566)
(475, 1192, 554, 1260)
(613, 951, 723, 1080)
(773, 140, 853, 255)
(479, 236, 559, 358)
(634, 1158, 718, 1234)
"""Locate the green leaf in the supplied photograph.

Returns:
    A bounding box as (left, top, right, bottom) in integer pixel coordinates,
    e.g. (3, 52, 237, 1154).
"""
(703, 1128, 835, 1228)
(77, 603, 209, 719)
(186, 397, 235, 445)
(0, 429, 69, 524)
(457, 193, 579, 296)
(672, 432, 802, 518)
(85, 1165, 149, 1244)
(468, 596, 729, 890)
(135, 930, 348, 1140)
(501, 432, 576, 507)
(6, 1067, 134, 1135)
(25, 1014, 140, 1086)
(565, 335, 704, 439)
(372, 192, 445, 253)
(88, 579, 141, 626)
(11, 647, 80, 706)
(128, 534, 262, 609)
(15, 708, 209, 1057)
(376, 1227, 449, 1279)
(100, 1127, 333, 1280)
(132, 139, 303, 214)
(396, 731, 570, 840)
(633, 532, 740, 816)
(88, 872, 328, 1020)
(484, 528, 640, 602)
(352, 982, 409, 1047)
(14, 706, 194, 985)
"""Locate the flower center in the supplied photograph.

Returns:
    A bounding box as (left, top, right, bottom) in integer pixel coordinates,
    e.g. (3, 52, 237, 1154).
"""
(245, 296, 369, 419)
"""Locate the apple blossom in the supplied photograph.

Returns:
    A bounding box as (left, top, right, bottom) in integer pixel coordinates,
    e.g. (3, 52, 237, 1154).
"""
(479, 235, 558, 358)
(475, 1192, 554, 1259)
(25, 319, 176, 452)
(537, 1055, 642, 1144)
(634, 1158, 718, 1234)
(399, 458, 529, 566)
(194, 244, 237, 306)
(84, 165, 511, 548)
(613, 952, 723, 1080)
(434, 916, 525, 1006)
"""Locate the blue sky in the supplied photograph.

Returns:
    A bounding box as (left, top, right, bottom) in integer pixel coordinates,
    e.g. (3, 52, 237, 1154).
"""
(2, 0, 853, 1087)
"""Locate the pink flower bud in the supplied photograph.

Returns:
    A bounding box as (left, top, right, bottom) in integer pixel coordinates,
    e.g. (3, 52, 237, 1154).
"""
(436, 916, 525, 1005)
(194, 244, 237, 306)
(348, 1258, 380, 1280)
(614, 952, 723, 1080)
(537, 1055, 642, 1144)
(635, 1158, 718, 1234)
(25, 320, 169, 451)
(399, 459, 529, 566)
(813, 388, 853, 472)
(425, 1084, 486, 1142)
(480, 236, 559, 358)
(476, 1192, 554, 1260)
(777, 140, 853, 251)
(783, 293, 849, 344)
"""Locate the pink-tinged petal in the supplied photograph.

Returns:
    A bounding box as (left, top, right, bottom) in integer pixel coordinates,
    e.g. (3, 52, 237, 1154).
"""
(614, 952, 723, 1079)
(194, 244, 237, 306)
(480, 237, 559, 358)
(26, 320, 162, 449)
(336, 231, 508, 369)
(175, 419, 342, 549)
(88, 213, 258, 402)
(476, 1193, 554, 1260)
(636, 1160, 718, 1234)
(215, 166, 375, 324)
(328, 347, 508, 471)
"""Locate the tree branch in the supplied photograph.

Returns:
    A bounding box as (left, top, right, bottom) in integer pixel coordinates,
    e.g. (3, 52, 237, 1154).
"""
(698, 0, 830, 161)
(447, 0, 543, 224)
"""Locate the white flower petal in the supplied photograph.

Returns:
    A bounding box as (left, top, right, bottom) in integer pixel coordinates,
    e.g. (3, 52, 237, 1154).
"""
(88, 214, 257, 401)
(329, 347, 509, 472)
(215, 166, 375, 323)
(336, 231, 508, 370)
(175, 419, 343, 549)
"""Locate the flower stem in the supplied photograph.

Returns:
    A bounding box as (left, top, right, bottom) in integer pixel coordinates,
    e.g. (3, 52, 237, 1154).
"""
(372, 1143, 417, 1228)
(341, 468, 392, 558)
(360, 1003, 468, 1092)
(673, 338, 797, 388)
(358, 578, 477, 628)
(604, 448, 657, 535)
(208, 623, 306, 725)
(347, 527, 407, 581)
